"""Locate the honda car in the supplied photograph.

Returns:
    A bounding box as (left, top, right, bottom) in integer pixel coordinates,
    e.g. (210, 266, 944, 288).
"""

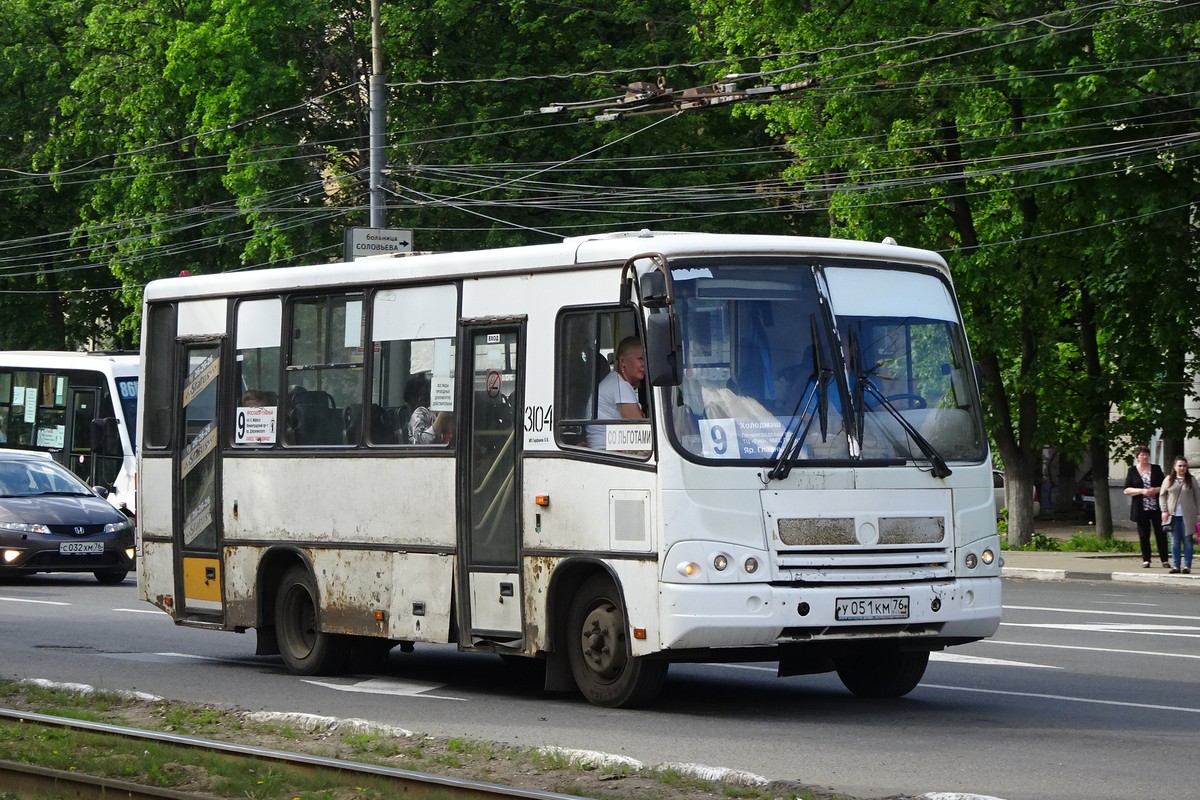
(0, 451, 135, 583)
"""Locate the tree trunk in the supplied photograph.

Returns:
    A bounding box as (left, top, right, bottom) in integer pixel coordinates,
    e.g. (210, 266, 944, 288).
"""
(1077, 286, 1112, 539)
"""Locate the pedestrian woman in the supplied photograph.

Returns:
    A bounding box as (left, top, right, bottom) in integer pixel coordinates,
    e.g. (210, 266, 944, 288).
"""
(1158, 455, 1197, 574)
(1122, 446, 1169, 568)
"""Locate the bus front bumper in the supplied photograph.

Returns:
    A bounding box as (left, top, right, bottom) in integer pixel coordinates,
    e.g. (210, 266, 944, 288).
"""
(657, 576, 1000, 651)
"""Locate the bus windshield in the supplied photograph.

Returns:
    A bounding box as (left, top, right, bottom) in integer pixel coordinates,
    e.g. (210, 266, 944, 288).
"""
(666, 259, 987, 465)
(115, 377, 139, 452)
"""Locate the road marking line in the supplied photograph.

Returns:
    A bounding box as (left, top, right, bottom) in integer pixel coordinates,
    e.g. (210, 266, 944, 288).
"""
(1005, 604, 1200, 621)
(112, 607, 166, 614)
(717, 653, 1056, 672)
(983, 638, 1200, 660)
(302, 678, 465, 701)
(0, 596, 69, 606)
(1001, 622, 1200, 637)
(922, 683, 1200, 714)
(928, 652, 1059, 669)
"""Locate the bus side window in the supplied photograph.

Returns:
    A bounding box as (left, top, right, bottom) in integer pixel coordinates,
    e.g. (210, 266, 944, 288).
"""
(284, 294, 364, 447)
(554, 307, 649, 457)
(370, 286, 458, 448)
(143, 304, 178, 450)
(233, 298, 283, 448)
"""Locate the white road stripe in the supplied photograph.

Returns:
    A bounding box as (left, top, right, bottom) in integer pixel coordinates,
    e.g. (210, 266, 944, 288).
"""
(112, 607, 166, 614)
(922, 683, 1200, 714)
(928, 652, 1059, 669)
(302, 677, 465, 701)
(983, 638, 1200, 660)
(0, 596, 69, 606)
(1005, 604, 1200, 621)
(1001, 622, 1200, 638)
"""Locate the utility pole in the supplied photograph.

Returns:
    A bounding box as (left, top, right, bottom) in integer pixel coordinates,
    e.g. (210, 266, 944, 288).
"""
(369, 0, 386, 228)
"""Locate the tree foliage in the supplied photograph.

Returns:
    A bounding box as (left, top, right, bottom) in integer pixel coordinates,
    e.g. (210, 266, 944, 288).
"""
(691, 0, 1200, 542)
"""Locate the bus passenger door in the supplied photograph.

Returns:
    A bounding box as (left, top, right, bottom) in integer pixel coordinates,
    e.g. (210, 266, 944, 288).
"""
(459, 324, 523, 648)
(173, 342, 224, 621)
(65, 387, 98, 486)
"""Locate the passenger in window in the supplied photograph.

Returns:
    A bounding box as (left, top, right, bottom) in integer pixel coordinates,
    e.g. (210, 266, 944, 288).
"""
(404, 374, 452, 445)
(587, 336, 646, 449)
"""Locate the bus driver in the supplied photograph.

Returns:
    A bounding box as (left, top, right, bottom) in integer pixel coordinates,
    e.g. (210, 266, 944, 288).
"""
(586, 336, 645, 448)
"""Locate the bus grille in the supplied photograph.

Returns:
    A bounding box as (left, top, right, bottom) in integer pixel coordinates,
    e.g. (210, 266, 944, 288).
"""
(774, 547, 953, 585)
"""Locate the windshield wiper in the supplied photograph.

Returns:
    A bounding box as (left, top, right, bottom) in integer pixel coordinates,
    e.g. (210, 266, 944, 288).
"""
(767, 319, 832, 481)
(859, 381, 952, 479)
(766, 372, 822, 481)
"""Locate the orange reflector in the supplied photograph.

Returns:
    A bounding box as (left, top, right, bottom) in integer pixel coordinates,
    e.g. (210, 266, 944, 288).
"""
(535, 495, 550, 507)
(633, 628, 647, 640)
(163, 595, 173, 608)
(373, 609, 386, 622)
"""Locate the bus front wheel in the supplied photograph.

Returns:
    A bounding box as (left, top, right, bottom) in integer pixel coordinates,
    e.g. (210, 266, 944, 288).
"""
(835, 648, 929, 698)
(275, 566, 348, 676)
(566, 575, 666, 708)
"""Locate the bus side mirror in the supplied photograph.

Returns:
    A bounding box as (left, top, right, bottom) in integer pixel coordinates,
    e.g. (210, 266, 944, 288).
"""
(639, 271, 670, 309)
(645, 312, 681, 387)
(91, 417, 121, 455)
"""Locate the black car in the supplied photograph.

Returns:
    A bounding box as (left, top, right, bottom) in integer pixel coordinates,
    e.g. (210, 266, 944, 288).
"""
(0, 451, 136, 583)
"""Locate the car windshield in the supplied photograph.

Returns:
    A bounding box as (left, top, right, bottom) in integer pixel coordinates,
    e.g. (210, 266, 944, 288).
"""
(0, 460, 93, 498)
(665, 258, 987, 466)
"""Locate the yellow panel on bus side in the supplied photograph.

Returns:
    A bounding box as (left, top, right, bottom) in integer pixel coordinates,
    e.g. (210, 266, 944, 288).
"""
(182, 557, 222, 612)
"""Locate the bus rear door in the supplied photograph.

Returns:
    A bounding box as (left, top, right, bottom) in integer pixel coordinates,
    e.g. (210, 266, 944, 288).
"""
(459, 324, 523, 648)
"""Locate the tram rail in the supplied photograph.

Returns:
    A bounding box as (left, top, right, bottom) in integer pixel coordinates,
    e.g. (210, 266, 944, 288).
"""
(0, 707, 585, 800)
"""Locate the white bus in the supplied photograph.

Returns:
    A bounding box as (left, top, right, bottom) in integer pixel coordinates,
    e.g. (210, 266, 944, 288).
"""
(137, 231, 1000, 707)
(0, 351, 139, 516)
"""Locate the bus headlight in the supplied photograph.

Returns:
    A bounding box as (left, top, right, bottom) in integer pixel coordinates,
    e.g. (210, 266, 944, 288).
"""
(965, 552, 978, 569)
(744, 557, 759, 574)
(981, 549, 995, 566)
(713, 554, 728, 571)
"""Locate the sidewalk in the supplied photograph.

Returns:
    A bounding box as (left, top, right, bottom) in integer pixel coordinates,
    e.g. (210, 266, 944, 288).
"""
(1001, 519, 1198, 587)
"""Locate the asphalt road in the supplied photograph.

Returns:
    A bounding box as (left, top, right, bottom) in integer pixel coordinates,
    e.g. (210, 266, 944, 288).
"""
(0, 573, 1195, 800)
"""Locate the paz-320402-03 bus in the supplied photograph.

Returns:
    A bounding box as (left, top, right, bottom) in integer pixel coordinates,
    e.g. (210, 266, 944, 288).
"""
(136, 230, 1001, 708)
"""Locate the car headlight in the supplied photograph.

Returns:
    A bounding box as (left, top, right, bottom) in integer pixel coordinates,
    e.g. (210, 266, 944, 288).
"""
(104, 518, 134, 534)
(3, 523, 51, 535)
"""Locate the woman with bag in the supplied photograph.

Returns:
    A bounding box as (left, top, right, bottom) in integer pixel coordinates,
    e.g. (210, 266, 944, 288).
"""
(1158, 455, 1197, 574)
(1122, 446, 1169, 568)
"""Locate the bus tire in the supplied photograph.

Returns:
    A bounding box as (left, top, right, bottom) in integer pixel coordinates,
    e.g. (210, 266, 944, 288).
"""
(94, 569, 128, 585)
(835, 648, 929, 698)
(566, 575, 666, 708)
(275, 566, 348, 676)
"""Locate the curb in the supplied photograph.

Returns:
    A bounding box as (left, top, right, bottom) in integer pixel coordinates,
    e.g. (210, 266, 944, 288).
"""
(1002, 567, 1198, 586)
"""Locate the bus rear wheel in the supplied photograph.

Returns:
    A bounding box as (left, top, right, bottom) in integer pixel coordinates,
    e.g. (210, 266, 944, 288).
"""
(566, 575, 666, 708)
(835, 648, 929, 698)
(275, 566, 348, 676)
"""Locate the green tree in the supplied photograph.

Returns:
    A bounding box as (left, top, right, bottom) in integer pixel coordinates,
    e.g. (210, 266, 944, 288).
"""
(692, 0, 1200, 543)
(379, 0, 797, 252)
(0, 0, 123, 348)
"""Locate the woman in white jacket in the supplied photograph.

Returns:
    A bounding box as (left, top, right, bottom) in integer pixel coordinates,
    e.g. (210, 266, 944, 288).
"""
(1158, 456, 1197, 574)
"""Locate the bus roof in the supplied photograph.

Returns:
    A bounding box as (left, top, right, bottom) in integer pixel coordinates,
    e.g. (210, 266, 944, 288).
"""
(0, 351, 139, 376)
(143, 230, 950, 303)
